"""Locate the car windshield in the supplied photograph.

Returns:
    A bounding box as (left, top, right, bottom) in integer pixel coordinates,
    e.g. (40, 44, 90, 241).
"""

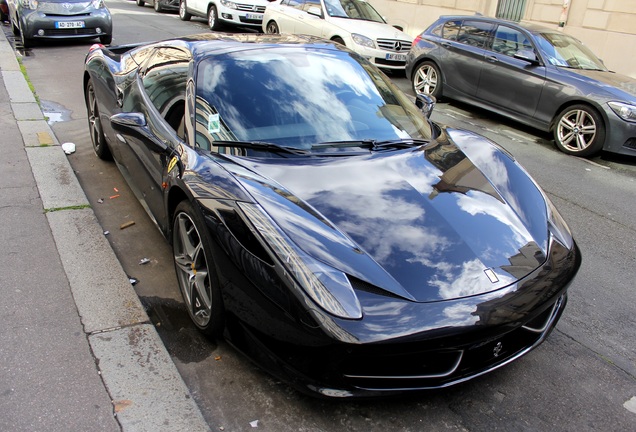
(194, 47, 432, 152)
(323, 0, 384, 23)
(535, 32, 607, 71)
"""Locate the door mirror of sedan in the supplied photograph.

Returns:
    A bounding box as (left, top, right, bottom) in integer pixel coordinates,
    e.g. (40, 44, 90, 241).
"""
(415, 94, 436, 118)
(110, 112, 147, 128)
(514, 49, 540, 65)
(306, 6, 322, 18)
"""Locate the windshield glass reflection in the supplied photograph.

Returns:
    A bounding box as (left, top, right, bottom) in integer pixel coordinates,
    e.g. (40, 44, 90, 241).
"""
(324, 0, 384, 22)
(195, 48, 431, 150)
(536, 32, 607, 71)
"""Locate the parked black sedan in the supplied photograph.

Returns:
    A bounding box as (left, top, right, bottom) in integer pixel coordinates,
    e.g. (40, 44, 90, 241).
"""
(84, 33, 580, 397)
(406, 15, 636, 157)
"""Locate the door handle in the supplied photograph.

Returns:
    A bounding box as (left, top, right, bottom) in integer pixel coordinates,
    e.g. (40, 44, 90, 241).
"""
(486, 55, 498, 63)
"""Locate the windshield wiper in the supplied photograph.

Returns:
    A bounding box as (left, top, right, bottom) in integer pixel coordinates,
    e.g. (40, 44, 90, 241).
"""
(313, 138, 430, 151)
(211, 140, 309, 155)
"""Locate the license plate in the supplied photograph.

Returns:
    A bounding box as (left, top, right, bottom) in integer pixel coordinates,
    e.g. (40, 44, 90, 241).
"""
(385, 53, 407, 61)
(245, 13, 262, 20)
(55, 21, 85, 29)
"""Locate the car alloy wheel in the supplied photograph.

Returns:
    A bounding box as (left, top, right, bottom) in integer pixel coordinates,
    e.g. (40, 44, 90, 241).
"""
(413, 61, 441, 98)
(173, 201, 224, 335)
(208, 5, 220, 31)
(85, 79, 111, 160)
(266, 21, 279, 34)
(554, 104, 605, 157)
(179, 0, 191, 21)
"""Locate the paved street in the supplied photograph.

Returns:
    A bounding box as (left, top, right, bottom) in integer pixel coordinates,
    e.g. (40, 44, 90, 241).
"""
(2, 0, 635, 430)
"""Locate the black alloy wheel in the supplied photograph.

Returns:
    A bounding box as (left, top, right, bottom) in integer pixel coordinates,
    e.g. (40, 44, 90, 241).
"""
(85, 79, 111, 160)
(172, 201, 224, 336)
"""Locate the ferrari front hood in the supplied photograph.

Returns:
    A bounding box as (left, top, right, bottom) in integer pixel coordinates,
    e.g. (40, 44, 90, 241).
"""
(228, 131, 550, 303)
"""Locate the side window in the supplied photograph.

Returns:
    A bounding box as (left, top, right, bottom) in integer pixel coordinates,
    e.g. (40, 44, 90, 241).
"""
(442, 20, 461, 41)
(457, 20, 495, 48)
(141, 47, 191, 138)
(492, 26, 533, 56)
(290, 0, 305, 10)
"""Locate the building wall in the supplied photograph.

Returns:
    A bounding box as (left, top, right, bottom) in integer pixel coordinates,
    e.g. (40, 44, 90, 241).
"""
(371, 0, 636, 77)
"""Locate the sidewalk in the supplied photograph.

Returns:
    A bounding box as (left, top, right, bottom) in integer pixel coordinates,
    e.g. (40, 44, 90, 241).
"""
(0, 27, 210, 432)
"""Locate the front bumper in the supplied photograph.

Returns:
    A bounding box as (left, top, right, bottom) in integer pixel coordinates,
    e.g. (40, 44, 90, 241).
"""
(21, 9, 112, 40)
(218, 215, 581, 397)
(218, 3, 264, 28)
(603, 107, 636, 156)
(353, 43, 410, 70)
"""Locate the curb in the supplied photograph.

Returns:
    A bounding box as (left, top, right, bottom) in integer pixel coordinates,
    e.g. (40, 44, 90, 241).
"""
(0, 29, 210, 432)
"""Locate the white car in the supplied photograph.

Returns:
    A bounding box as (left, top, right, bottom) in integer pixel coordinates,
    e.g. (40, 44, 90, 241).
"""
(179, 0, 270, 31)
(262, 0, 413, 70)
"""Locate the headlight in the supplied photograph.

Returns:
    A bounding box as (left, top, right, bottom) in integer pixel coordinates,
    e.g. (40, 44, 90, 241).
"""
(351, 33, 375, 49)
(608, 101, 636, 122)
(220, 0, 238, 9)
(24, 0, 38, 10)
(545, 198, 573, 250)
(238, 202, 362, 320)
(91, 0, 105, 8)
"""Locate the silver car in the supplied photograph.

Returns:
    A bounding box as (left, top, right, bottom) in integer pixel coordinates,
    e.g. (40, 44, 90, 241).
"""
(8, 0, 112, 48)
(406, 15, 636, 157)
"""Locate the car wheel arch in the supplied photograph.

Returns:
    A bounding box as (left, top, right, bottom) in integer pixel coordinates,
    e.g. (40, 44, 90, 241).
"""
(167, 186, 190, 242)
(549, 100, 607, 132)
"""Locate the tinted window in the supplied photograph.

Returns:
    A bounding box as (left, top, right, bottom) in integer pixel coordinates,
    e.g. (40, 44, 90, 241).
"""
(194, 48, 432, 151)
(457, 21, 494, 48)
(442, 20, 461, 41)
(492, 26, 533, 56)
(142, 47, 190, 133)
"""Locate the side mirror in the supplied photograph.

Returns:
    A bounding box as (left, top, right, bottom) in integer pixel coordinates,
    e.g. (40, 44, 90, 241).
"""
(307, 6, 321, 17)
(514, 49, 540, 65)
(415, 94, 436, 118)
(110, 112, 147, 128)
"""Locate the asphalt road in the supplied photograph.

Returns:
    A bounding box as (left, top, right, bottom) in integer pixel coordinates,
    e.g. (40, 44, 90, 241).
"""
(5, 1, 636, 430)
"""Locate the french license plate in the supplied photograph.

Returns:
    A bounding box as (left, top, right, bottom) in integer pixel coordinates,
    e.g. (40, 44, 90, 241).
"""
(55, 21, 85, 29)
(385, 53, 407, 61)
(245, 13, 261, 20)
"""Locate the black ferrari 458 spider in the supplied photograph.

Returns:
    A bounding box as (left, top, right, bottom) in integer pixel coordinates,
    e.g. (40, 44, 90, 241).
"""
(84, 33, 581, 397)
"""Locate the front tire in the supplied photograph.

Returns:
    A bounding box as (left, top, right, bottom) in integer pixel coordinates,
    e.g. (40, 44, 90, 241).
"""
(265, 21, 279, 34)
(412, 61, 442, 98)
(99, 35, 112, 45)
(173, 201, 224, 337)
(553, 104, 605, 157)
(154, 0, 163, 12)
(179, 0, 191, 21)
(136, 0, 145, 6)
(85, 78, 111, 160)
(19, 23, 33, 48)
(208, 5, 221, 31)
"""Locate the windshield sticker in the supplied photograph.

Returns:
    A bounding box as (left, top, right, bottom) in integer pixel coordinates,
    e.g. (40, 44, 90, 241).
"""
(208, 113, 221, 134)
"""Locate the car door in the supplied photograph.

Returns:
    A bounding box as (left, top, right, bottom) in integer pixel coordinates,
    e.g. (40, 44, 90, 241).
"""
(476, 24, 547, 120)
(116, 46, 190, 231)
(293, 0, 324, 35)
(436, 19, 494, 98)
(273, 0, 306, 33)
